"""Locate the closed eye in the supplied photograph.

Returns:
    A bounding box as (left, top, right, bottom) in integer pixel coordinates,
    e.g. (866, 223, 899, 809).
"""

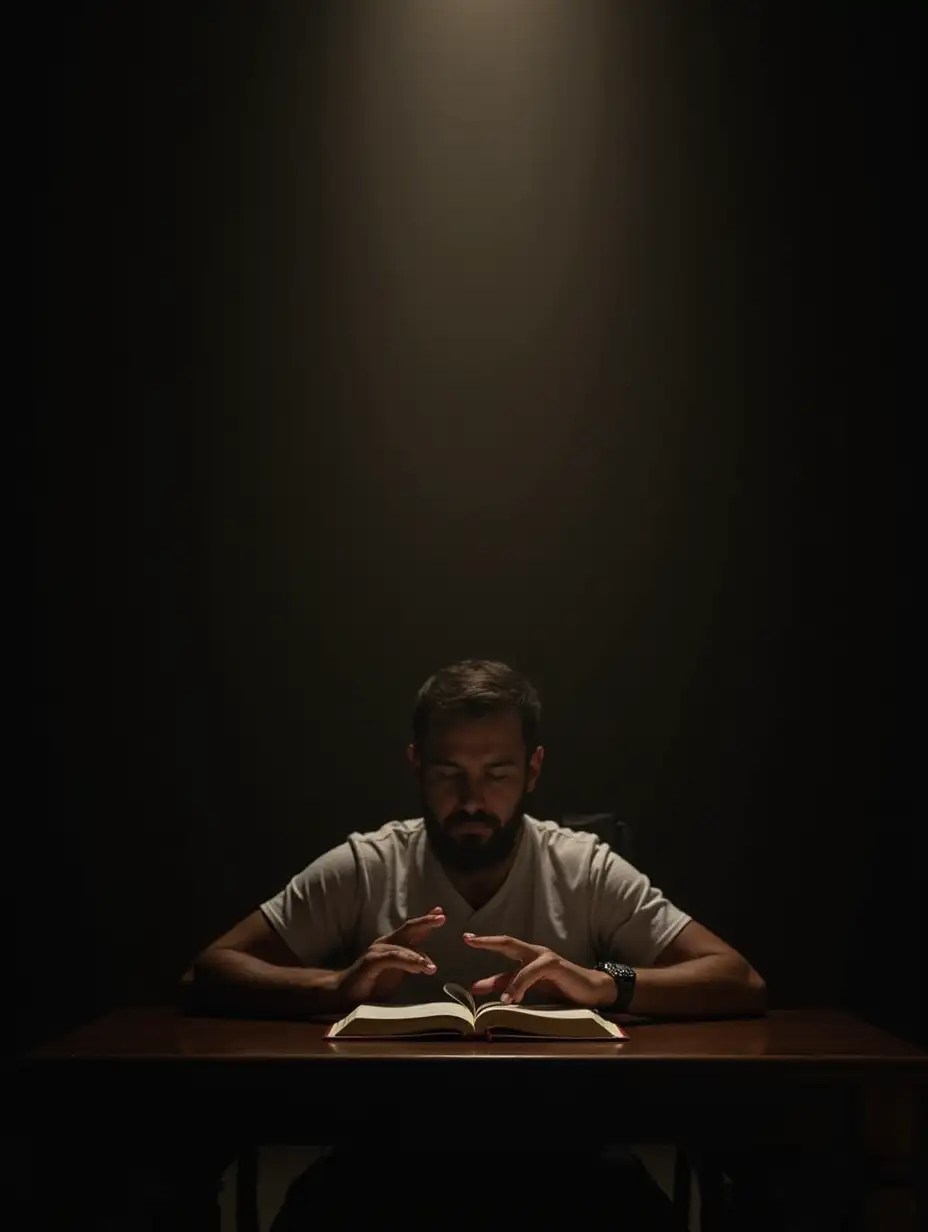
(428, 764, 517, 781)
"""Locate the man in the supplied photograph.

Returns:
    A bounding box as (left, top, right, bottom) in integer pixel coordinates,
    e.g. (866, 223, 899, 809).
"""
(194, 660, 765, 1227)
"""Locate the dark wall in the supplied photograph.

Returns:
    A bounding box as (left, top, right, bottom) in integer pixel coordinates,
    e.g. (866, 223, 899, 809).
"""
(24, 2, 919, 1049)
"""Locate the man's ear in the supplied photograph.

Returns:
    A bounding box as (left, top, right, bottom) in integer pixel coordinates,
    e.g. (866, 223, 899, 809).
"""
(526, 745, 544, 793)
(406, 743, 420, 771)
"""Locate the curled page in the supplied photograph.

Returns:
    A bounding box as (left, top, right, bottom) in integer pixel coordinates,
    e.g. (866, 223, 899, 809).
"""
(443, 982, 476, 1017)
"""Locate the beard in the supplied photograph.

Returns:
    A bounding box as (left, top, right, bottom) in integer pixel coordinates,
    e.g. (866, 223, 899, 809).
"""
(422, 795, 528, 874)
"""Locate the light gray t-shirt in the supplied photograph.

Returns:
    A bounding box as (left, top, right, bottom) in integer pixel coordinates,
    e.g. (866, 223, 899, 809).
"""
(261, 816, 690, 1002)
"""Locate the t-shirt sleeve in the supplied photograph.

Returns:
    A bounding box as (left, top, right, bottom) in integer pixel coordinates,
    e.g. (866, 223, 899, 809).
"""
(259, 841, 362, 966)
(589, 843, 691, 967)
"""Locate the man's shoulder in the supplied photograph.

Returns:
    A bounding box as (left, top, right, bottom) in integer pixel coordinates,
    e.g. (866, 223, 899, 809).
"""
(525, 818, 641, 896)
(347, 817, 425, 854)
(525, 816, 602, 862)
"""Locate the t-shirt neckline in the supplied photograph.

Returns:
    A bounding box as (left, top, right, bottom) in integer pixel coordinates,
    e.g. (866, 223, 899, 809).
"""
(421, 814, 536, 924)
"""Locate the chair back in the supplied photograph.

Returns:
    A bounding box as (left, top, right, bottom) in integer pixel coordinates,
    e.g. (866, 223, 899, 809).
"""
(560, 812, 635, 862)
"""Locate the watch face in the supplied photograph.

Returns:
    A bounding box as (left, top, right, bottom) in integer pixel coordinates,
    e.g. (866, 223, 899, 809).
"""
(599, 961, 633, 981)
(597, 962, 636, 1010)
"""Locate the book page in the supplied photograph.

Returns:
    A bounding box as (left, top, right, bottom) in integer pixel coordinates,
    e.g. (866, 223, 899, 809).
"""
(327, 1000, 476, 1038)
(474, 1003, 627, 1039)
(341, 1001, 474, 1024)
(475, 1005, 608, 1021)
(442, 982, 476, 1018)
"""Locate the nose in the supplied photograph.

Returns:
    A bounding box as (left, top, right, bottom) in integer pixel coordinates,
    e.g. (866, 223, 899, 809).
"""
(455, 778, 486, 812)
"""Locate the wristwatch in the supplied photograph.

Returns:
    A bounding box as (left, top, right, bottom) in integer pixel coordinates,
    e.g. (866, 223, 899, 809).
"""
(594, 961, 637, 1012)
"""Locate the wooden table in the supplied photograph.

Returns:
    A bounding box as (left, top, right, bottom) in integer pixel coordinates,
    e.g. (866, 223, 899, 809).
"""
(15, 1007, 927, 1230)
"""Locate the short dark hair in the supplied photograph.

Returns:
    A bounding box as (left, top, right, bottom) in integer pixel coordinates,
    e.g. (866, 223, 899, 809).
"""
(412, 659, 541, 751)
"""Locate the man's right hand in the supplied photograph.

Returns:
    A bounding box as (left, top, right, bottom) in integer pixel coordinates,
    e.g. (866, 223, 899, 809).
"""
(336, 907, 446, 1004)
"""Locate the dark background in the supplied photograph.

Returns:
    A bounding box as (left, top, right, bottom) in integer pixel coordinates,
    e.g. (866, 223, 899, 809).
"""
(23, 2, 920, 1052)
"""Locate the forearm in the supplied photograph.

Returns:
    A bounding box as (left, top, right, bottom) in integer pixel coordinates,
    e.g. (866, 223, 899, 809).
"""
(626, 954, 766, 1017)
(191, 948, 345, 1018)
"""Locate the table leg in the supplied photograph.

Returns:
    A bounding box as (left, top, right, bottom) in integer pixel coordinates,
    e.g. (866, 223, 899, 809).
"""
(236, 1143, 260, 1232)
(145, 1136, 241, 1232)
(855, 1079, 926, 1232)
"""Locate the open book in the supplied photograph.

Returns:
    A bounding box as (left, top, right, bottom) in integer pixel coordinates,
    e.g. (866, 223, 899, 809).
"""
(325, 983, 628, 1041)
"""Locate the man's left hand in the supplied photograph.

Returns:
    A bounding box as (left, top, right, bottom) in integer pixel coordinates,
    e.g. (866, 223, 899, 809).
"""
(463, 932, 615, 1007)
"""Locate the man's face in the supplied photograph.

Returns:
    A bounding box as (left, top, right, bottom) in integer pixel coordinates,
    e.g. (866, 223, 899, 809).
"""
(410, 707, 543, 873)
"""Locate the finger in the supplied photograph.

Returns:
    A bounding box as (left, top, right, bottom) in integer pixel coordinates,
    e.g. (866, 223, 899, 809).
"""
(500, 954, 554, 1004)
(462, 933, 536, 962)
(375, 943, 436, 967)
(371, 955, 437, 976)
(371, 945, 437, 975)
(387, 909, 446, 944)
(469, 972, 515, 996)
(395, 916, 446, 943)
